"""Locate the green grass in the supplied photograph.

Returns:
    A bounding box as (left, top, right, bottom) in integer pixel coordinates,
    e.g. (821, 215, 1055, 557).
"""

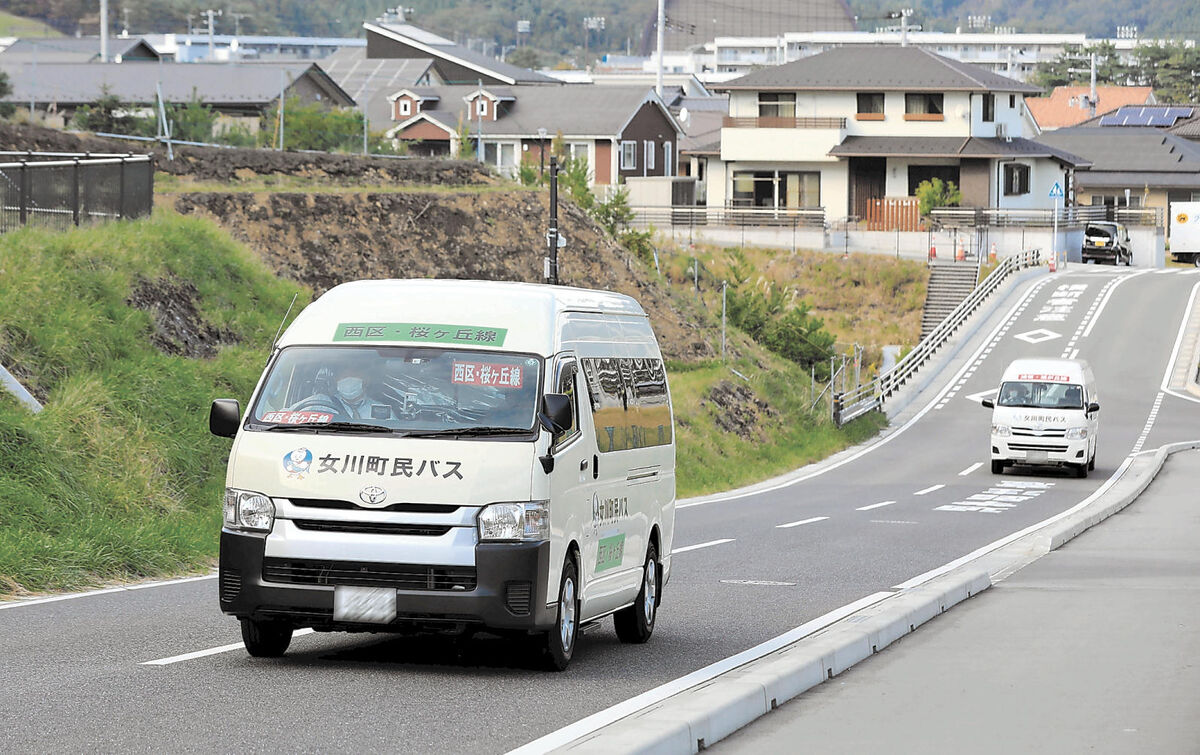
(670, 355, 887, 498)
(0, 211, 307, 596)
(0, 11, 61, 36)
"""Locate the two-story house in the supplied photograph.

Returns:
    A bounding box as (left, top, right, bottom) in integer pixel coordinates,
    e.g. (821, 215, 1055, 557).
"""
(384, 84, 683, 186)
(704, 46, 1088, 222)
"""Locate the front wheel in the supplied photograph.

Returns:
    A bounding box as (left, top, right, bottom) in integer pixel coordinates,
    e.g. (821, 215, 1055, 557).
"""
(240, 618, 293, 657)
(536, 555, 579, 671)
(1074, 462, 1089, 479)
(614, 543, 659, 644)
(991, 460, 1005, 474)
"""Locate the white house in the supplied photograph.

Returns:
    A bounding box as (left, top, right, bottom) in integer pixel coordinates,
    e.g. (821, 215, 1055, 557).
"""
(700, 46, 1089, 225)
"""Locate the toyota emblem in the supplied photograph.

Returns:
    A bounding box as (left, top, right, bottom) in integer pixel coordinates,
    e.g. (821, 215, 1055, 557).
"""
(358, 485, 388, 507)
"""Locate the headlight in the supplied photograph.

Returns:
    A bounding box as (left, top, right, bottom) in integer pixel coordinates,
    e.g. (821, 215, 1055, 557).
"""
(1065, 427, 1088, 439)
(478, 501, 550, 542)
(223, 488, 275, 532)
(991, 424, 1011, 437)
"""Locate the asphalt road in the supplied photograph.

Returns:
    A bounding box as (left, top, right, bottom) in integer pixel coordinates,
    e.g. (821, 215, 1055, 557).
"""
(4, 266, 1200, 753)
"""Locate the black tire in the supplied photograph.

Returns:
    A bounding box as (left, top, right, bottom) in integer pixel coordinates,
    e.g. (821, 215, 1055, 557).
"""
(537, 555, 579, 671)
(614, 543, 659, 644)
(1088, 445, 1096, 471)
(1074, 462, 1088, 479)
(240, 618, 293, 657)
(991, 460, 1005, 474)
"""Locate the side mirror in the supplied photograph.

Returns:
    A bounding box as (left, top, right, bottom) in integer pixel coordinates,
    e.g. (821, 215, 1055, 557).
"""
(1087, 402, 1100, 414)
(210, 398, 242, 438)
(538, 393, 572, 435)
(981, 398, 994, 409)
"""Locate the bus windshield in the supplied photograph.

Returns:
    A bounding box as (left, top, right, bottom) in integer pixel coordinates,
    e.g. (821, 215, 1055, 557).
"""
(248, 345, 543, 434)
(996, 380, 1084, 409)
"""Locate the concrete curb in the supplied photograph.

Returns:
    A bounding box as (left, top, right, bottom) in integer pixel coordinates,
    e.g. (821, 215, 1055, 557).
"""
(554, 441, 1200, 755)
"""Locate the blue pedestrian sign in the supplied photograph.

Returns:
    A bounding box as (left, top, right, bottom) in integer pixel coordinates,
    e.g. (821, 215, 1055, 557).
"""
(1048, 182, 1064, 198)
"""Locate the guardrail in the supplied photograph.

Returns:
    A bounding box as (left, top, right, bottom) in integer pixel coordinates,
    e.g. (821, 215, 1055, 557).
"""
(0, 154, 154, 233)
(832, 247, 1043, 426)
(931, 205, 1162, 228)
(629, 205, 826, 229)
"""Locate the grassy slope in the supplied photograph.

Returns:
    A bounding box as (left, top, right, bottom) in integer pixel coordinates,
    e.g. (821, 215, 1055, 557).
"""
(0, 11, 61, 36)
(0, 211, 305, 595)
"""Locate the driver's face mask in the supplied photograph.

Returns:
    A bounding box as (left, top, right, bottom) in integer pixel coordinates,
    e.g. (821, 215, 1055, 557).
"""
(337, 376, 364, 403)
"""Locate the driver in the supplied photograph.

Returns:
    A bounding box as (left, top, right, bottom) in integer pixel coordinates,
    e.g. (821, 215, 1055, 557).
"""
(332, 366, 393, 420)
(1001, 383, 1029, 405)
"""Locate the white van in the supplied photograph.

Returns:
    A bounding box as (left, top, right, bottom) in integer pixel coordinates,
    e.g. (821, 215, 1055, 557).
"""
(209, 280, 676, 670)
(981, 358, 1099, 477)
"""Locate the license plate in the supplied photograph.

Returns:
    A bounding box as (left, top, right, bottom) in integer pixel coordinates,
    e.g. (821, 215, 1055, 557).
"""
(333, 585, 397, 623)
(1026, 450, 1048, 463)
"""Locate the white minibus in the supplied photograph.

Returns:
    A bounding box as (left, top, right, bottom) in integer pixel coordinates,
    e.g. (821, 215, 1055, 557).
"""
(981, 358, 1099, 477)
(209, 280, 675, 670)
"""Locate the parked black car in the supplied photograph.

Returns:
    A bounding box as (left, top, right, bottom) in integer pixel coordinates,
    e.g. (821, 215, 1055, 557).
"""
(1081, 222, 1132, 265)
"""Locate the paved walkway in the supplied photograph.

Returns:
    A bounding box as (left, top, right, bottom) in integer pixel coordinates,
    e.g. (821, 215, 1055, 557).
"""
(716, 450, 1200, 754)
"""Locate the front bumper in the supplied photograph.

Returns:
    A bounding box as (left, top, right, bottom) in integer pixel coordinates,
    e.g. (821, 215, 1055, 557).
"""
(991, 437, 1088, 465)
(218, 530, 555, 632)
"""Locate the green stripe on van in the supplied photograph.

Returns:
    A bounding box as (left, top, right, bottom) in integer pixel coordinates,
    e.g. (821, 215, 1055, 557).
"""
(333, 323, 507, 346)
(596, 534, 626, 572)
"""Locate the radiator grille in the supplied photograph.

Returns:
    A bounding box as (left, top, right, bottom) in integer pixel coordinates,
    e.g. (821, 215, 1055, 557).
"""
(1009, 442, 1068, 452)
(219, 569, 242, 603)
(505, 581, 532, 616)
(1012, 427, 1067, 438)
(263, 558, 476, 591)
(293, 519, 451, 537)
(288, 498, 462, 514)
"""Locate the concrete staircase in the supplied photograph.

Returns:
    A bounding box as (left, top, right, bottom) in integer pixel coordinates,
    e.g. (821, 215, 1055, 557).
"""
(920, 262, 979, 341)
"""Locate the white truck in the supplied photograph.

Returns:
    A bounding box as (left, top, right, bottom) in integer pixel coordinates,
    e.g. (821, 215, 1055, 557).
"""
(1170, 201, 1200, 267)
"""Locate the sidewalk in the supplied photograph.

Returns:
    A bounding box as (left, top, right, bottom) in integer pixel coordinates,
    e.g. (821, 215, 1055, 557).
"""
(715, 450, 1200, 754)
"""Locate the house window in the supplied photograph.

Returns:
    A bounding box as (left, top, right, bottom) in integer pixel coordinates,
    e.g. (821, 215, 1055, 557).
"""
(483, 142, 517, 171)
(566, 142, 589, 163)
(732, 170, 819, 209)
(757, 92, 796, 118)
(905, 93, 944, 119)
(475, 98, 488, 117)
(1009, 94, 1016, 108)
(982, 93, 995, 122)
(644, 141, 656, 171)
(398, 99, 411, 117)
(856, 92, 884, 117)
(1003, 163, 1030, 196)
(663, 142, 672, 176)
(620, 140, 637, 169)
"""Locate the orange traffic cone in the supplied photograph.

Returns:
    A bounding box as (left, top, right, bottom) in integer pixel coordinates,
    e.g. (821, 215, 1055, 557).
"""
(989, 242, 997, 263)
(955, 238, 965, 261)
(929, 243, 937, 260)
(1049, 252, 1057, 272)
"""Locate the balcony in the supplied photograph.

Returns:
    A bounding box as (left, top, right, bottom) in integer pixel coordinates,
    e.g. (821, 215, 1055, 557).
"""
(722, 116, 848, 129)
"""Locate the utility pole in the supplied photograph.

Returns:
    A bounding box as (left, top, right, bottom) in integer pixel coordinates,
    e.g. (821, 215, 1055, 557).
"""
(204, 8, 222, 60)
(100, 0, 109, 62)
(230, 11, 250, 37)
(655, 0, 665, 95)
(546, 156, 560, 285)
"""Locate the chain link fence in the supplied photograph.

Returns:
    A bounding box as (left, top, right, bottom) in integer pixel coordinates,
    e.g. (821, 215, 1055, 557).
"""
(0, 152, 154, 233)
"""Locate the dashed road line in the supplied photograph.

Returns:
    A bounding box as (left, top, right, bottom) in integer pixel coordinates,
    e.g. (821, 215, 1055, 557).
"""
(775, 516, 829, 529)
(674, 538, 735, 553)
(913, 484, 945, 496)
(1131, 392, 1164, 454)
(856, 500, 896, 511)
(958, 462, 983, 476)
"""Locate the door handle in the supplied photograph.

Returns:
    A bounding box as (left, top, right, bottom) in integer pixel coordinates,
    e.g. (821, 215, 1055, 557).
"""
(592, 454, 599, 480)
(580, 459, 589, 471)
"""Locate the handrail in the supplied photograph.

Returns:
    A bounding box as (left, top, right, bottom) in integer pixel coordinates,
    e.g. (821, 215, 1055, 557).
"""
(833, 248, 1042, 426)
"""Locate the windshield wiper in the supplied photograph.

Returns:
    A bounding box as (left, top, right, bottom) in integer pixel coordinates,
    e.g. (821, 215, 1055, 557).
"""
(402, 427, 530, 438)
(262, 422, 393, 434)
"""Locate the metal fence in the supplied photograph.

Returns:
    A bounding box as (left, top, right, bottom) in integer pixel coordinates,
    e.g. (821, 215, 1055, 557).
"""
(0, 153, 154, 233)
(630, 205, 827, 229)
(931, 205, 1162, 228)
(832, 247, 1044, 426)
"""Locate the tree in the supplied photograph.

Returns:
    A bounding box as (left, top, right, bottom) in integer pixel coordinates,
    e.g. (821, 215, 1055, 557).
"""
(506, 47, 541, 70)
(456, 114, 476, 160)
(261, 97, 363, 151)
(0, 70, 12, 118)
(167, 91, 216, 143)
(915, 178, 962, 217)
(69, 89, 154, 136)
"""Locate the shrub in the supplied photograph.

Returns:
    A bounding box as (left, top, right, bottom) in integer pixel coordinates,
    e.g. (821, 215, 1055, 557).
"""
(915, 177, 962, 217)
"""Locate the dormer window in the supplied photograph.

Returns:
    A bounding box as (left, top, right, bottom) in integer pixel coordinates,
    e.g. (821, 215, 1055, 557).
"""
(476, 98, 488, 117)
(398, 99, 412, 117)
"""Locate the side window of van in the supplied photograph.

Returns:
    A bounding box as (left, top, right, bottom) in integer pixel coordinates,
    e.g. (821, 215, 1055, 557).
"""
(581, 357, 671, 452)
(552, 361, 580, 449)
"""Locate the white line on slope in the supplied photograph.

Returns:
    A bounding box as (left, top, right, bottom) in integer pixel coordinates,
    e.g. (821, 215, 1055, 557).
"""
(506, 591, 894, 755)
(1081, 269, 1150, 338)
(676, 275, 1053, 509)
(856, 501, 896, 511)
(0, 573, 218, 611)
(958, 462, 983, 476)
(141, 628, 316, 666)
(673, 538, 734, 554)
(914, 484, 945, 496)
(775, 516, 829, 529)
(1159, 281, 1200, 405)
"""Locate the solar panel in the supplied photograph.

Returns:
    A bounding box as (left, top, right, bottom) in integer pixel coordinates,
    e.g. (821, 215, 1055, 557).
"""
(1100, 105, 1195, 127)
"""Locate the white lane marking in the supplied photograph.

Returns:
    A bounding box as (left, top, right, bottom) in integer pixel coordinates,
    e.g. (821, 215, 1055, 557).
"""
(870, 520, 919, 525)
(958, 462, 983, 476)
(142, 628, 316, 666)
(506, 591, 895, 755)
(856, 501, 896, 511)
(1131, 392, 1165, 454)
(0, 573, 217, 611)
(673, 538, 734, 553)
(1160, 281, 1200, 406)
(1069, 348, 1079, 359)
(1081, 269, 1150, 338)
(775, 516, 829, 529)
(1014, 328, 1061, 344)
(965, 388, 996, 403)
(894, 453, 1137, 590)
(678, 275, 1054, 507)
(914, 484, 945, 496)
(1155, 268, 1174, 274)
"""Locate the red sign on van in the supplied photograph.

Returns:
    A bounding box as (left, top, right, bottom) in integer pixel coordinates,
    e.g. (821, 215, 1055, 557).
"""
(452, 361, 523, 388)
(262, 410, 334, 424)
(1017, 373, 1071, 382)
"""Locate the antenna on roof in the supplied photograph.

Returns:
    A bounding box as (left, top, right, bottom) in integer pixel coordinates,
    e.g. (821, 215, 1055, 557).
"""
(270, 293, 300, 358)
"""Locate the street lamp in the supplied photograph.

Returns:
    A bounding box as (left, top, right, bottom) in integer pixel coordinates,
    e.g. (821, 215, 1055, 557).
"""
(537, 127, 547, 177)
